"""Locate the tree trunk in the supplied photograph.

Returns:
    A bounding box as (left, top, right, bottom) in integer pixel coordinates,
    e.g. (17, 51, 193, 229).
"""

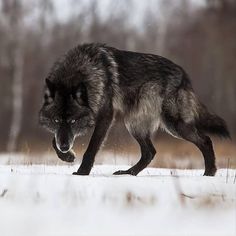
(7, 45, 23, 152)
(5, 0, 24, 152)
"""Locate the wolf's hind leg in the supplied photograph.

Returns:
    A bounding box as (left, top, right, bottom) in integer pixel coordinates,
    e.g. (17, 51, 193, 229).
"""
(166, 122, 217, 176)
(113, 134, 156, 176)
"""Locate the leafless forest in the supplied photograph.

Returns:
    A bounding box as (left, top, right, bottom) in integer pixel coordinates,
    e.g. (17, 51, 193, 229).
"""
(0, 0, 235, 163)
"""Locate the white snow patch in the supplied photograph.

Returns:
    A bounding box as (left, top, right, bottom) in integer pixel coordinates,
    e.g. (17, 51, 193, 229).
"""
(0, 164, 235, 236)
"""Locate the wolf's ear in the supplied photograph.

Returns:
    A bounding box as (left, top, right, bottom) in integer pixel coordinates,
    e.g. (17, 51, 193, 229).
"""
(73, 83, 88, 106)
(44, 79, 55, 105)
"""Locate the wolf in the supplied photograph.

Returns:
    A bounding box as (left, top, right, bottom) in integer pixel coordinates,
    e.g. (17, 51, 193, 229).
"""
(39, 43, 230, 176)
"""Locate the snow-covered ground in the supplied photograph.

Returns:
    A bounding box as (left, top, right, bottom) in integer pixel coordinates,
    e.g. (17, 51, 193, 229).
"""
(0, 163, 235, 236)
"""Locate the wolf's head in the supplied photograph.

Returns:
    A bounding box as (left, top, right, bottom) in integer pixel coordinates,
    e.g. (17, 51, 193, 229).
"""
(39, 79, 95, 153)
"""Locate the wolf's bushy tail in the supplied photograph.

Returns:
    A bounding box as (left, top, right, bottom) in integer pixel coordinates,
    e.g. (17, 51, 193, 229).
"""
(197, 104, 230, 139)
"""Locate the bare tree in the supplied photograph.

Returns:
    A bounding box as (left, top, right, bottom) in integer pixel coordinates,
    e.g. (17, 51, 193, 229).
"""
(3, 0, 24, 152)
(0, 0, 235, 153)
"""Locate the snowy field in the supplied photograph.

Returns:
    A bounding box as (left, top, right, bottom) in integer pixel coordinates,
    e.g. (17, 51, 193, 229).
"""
(0, 162, 235, 236)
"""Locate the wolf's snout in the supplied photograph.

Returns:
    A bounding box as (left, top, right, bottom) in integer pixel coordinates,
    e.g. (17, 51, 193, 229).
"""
(55, 126, 74, 153)
(59, 143, 70, 153)
(55, 138, 72, 153)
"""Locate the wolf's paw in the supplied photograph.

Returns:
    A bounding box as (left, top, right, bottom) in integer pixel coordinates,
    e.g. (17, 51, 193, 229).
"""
(113, 169, 137, 176)
(72, 169, 90, 175)
(203, 167, 217, 176)
(72, 171, 83, 175)
(72, 171, 88, 176)
(58, 150, 76, 163)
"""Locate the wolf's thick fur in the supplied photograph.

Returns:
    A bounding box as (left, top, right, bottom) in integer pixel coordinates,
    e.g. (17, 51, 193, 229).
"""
(39, 43, 230, 176)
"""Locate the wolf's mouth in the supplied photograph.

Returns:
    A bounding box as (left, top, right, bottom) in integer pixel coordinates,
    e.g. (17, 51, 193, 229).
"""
(58, 144, 71, 153)
(55, 135, 74, 153)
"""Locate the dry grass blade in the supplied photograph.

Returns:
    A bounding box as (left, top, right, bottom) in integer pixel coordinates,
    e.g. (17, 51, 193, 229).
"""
(0, 189, 8, 198)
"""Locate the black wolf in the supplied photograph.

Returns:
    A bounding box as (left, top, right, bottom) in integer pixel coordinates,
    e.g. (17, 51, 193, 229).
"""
(39, 43, 230, 176)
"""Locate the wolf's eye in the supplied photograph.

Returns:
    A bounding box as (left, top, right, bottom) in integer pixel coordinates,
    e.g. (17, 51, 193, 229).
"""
(54, 119, 60, 123)
(71, 119, 76, 124)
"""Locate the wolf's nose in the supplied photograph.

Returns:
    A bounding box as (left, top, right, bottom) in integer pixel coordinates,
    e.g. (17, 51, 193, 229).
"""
(60, 144, 70, 153)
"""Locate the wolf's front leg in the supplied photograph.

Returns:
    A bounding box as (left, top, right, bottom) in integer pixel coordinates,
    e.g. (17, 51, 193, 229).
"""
(52, 138, 76, 162)
(73, 106, 113, 175)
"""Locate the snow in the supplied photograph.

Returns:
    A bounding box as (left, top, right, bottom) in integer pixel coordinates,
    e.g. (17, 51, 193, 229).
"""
(0, 163, 235, 236)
